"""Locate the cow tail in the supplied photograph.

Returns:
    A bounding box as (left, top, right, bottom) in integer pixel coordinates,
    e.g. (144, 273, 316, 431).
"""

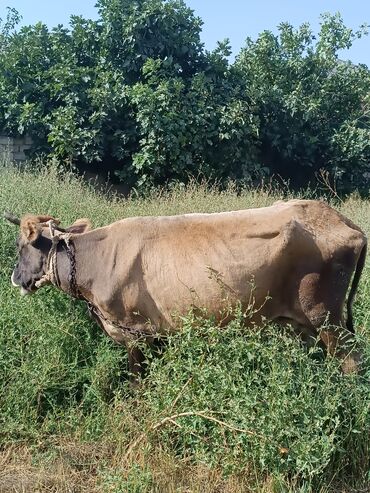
(346, 241, 367, 333)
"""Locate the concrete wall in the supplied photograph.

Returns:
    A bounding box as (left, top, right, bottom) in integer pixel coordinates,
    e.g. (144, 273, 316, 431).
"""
(0, 135, 33, 162)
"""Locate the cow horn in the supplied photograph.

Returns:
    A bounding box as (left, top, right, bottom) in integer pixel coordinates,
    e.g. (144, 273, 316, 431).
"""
(52, 224, 67, 233)
(39, 221, 67, 233)
(3, 211, 21, 226)
(40, 219, 67, 233)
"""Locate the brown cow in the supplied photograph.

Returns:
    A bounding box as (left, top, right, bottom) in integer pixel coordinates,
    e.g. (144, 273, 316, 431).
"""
(4, 199, 367, 379)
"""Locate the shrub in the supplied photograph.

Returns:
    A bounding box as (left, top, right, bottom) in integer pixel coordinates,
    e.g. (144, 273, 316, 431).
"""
(236, 14, 370, 190)
(1, 4, 369, 189)
(137, 312, 370, 486)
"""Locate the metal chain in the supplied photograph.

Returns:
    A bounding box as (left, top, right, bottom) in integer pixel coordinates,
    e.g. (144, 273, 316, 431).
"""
(39, 221, 154, 338)
(86, 301, 154, 338)
(64, 236, 80, 298)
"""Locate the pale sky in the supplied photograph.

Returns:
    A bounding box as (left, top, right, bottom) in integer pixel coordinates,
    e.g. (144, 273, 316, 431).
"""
(1, 0, 369, 66)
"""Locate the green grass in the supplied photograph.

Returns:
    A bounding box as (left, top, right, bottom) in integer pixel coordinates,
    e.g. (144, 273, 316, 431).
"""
(0, 160, 369, 492)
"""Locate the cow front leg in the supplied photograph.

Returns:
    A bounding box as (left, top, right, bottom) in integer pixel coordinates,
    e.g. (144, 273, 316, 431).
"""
(125, 337, 146, 386)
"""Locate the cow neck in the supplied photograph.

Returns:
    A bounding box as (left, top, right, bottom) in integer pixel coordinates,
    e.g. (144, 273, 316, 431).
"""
(60, 229, 107, 302)
(40, 233, 79, 298)
(41, 227, 108, 303)
(52, 242, 71, 292)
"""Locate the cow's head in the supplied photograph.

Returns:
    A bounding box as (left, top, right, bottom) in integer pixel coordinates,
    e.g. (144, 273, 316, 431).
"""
(4, 212, 91, 296)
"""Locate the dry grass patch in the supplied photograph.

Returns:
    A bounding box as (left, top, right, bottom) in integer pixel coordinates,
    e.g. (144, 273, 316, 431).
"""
(0, 444, 97, 493)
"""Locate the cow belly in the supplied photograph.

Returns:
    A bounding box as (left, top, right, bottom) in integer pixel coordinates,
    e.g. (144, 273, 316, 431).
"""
(105, 216, 362, 334)
(138, 233, 291, 329)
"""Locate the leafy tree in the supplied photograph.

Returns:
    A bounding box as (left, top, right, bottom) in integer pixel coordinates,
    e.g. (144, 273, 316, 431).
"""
(0, 18, 94, 148)
(236, 13, 370, 189)
(128, 53, 259, 185)
(0, 6, 21, 52)
(0, 4, 369, 190)
(96, 0, 206, 79)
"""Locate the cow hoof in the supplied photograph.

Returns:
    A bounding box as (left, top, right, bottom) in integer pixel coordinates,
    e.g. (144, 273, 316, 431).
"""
(341, 354, 361, 374)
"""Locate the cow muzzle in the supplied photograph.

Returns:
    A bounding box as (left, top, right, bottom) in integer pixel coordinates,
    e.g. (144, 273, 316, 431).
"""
(11, 270, 19, 288)
(11, 271, 32, 296)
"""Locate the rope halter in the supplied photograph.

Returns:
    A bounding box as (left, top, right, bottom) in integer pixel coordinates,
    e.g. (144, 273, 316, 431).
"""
(35, 220, 72, 290)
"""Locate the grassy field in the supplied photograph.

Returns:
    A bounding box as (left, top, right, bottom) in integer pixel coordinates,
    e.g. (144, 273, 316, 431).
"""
(0, 160, 369, 493)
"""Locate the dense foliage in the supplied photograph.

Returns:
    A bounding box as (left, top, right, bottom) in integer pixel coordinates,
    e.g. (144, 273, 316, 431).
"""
(236, 14, 370, 188)
(0, 2, 369, 189)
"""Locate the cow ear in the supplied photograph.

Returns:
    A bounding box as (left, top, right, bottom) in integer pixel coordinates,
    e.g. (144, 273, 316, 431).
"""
(21, 218, 42, 243)
(66, 218, 91, 234)
(20, 214, 57, 243)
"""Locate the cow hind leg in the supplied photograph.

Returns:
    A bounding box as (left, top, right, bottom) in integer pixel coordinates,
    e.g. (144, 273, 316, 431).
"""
(298, 271, 361, 374)
(318, 325, 361, 373)
(303, 313, 361, 374)
(125, 338, 147, 386)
